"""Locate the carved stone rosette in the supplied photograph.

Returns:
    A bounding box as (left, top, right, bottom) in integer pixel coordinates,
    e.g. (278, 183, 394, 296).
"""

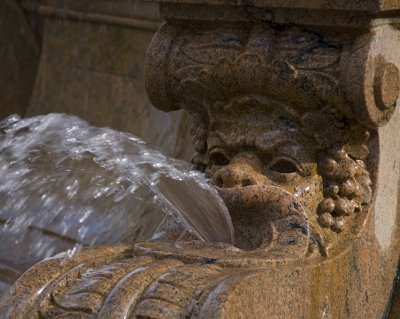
(3, 1, 400, 318)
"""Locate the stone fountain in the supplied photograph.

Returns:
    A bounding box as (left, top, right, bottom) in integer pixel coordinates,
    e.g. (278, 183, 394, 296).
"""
(0, 0, 195, 292)
(3, 0, 400, 318)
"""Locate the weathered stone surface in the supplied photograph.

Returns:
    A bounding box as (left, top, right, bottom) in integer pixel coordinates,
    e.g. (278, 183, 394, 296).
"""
(3, 0, 400, 318)
(144, 1, 400, 316)
(157, 0, 400, 30)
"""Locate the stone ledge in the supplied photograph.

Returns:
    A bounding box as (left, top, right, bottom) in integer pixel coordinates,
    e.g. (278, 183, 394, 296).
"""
(152, 0, 400, 12)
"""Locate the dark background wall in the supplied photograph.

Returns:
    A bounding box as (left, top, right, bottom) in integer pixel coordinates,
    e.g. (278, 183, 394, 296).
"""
(1, 0, 194, 161)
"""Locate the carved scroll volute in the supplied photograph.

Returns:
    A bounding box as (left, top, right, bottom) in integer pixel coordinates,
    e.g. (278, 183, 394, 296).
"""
(341, 24, 400, 128)
(146, 22, 400, 129)
(145, 23, 179, 112)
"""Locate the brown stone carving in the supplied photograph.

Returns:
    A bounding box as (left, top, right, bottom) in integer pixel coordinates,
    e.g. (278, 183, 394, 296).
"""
(3, 1, 400, 318)
(146, 18, 378, 256)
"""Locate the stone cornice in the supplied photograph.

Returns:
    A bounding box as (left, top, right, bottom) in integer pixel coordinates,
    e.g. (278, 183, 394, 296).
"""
(152, 0, 400, 12)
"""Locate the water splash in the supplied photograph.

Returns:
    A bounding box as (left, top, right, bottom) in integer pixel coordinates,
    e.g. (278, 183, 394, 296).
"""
(0, 114, 234, 266)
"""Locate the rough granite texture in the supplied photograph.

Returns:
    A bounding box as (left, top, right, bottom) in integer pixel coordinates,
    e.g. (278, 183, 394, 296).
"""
(3, 1, 400, 318)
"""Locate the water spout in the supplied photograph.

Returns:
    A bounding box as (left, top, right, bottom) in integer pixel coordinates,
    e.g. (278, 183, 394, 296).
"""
(0, 113, 234, 264)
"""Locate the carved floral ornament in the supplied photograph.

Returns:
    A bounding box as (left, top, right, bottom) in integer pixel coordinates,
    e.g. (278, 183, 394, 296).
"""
(146, 21, 400, 257)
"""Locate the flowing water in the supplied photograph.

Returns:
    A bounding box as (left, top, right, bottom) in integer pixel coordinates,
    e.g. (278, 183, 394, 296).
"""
(0, 113, 234, 267)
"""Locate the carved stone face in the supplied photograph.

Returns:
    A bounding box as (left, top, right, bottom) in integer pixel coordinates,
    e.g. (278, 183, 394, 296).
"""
(190, 97, 372, 255)
(201, 99, 324, 251)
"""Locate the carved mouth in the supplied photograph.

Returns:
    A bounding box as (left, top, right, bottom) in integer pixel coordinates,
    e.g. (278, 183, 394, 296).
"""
(214, 184, 309, 251)
(216, 184, 305, 218)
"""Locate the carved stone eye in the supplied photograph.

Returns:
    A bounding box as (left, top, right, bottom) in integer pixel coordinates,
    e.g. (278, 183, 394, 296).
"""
(209, 148, 230, 166)
(269, 157, 299, 174)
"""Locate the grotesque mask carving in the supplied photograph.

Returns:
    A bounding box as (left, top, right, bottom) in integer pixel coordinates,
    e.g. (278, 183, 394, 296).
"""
(146, 22, 376, 258)
(190, 95, 372, 256)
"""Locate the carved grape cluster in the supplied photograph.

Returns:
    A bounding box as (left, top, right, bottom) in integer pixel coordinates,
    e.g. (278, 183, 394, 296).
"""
(190, 98, 373, 236)
(317, 146, 372, 233)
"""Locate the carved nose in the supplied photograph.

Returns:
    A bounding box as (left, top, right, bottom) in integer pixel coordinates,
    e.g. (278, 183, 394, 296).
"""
(213, 164, 257, 188)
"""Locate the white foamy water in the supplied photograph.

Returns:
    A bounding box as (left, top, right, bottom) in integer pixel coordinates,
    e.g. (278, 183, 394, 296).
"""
(0, 114, 234, 264)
